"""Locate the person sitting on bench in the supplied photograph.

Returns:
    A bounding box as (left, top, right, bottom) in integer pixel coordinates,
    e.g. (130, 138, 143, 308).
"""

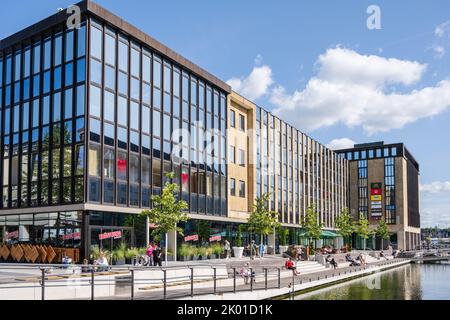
(285, 257, 300, 276)
(326, 255, 338, 269)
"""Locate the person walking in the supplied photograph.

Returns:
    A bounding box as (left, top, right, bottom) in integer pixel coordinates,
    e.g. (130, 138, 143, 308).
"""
(146, 242, 154, 266)
(259, 242, 265, 258)
(152, 244, 162, 266)
(250, 240, 257, 260)
(224, 240, 231, 259)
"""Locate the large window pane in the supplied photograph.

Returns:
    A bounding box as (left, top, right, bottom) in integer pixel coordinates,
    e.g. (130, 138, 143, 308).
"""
(104, 90, 115, 122)
(90, 26, 103, 59)
(88, 144, 101, 177)
(89, 85, 101, 117)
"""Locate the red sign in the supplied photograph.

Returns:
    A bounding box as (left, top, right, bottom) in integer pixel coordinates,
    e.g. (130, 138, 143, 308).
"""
(209, 235, 221, 242)
(184, 235, 199, 242)
(371, 188, 382, 195)
(99, 231, 122, 241)
(117, 159, 127, 172)
(62, 232, 81, 241)
(6, 231, 19, 239)
(181, 172, 189, 184)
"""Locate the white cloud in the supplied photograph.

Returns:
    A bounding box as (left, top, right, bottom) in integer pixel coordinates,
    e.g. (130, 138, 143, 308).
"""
(420, 181, 450, 194)
(431, 45, 446, 59)
(435, 21, 450, 37)
(326, 138, 356, 150)
(270, 47, 450, 135)
(226, 57, 274, 101)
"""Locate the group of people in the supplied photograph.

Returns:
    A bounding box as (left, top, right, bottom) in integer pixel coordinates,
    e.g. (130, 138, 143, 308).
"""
(244, 240, 266, 260)
(144, 242, 163, 266)
(345, 253, 366, 266)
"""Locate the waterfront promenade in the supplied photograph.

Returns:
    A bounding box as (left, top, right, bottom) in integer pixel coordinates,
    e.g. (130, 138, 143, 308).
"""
(0, 254, 410, 300)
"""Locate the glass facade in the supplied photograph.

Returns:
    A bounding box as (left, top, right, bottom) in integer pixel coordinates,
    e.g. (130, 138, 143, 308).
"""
(86, 19, 227, 216)
(253, 107, 348, 228)
(0, 21, 86, 209)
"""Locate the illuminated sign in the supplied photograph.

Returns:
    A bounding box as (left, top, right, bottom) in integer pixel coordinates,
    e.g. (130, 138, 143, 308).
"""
(62, 232, 81, 241)
(371, 195, 382, 201)
(209, 235, 222, 242)
(184, 235, 199, 242)
(99, 231, 122, 240)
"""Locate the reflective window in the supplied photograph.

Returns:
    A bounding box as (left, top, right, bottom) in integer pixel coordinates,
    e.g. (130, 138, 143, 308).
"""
(105, 33, 116, 66)
(104, 91, 115, 122)
(118, 96, 128, 126)
(89, 85, 101, 117)
(88, 144, 101, 177)
(90, 26, 103, 59)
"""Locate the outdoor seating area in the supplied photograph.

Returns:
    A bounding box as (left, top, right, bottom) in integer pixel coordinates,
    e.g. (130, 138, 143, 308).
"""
(0, 244, 80, 264)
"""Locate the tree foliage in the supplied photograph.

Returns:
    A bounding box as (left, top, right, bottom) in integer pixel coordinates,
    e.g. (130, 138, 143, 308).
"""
(140, 172, 189, 240)
(375, 218, 390, 240)
(335, 208, 355, 238)
(247, 193, 280, 244)
(355, 213, 373, 240)
(302, 205, 323, 242)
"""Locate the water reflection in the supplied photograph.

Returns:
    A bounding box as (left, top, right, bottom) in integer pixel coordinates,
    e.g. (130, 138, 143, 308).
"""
(294, 263, 450, 300)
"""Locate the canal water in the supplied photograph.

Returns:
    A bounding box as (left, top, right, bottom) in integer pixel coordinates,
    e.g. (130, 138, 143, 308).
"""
(294, 262, 450, 300)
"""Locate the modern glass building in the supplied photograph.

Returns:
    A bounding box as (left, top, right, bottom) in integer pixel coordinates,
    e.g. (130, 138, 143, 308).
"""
(228, 92, 348, 248)
(0, 1, 419, 263)
(0, 0, 230, 261)
(336, 142, 421, 251)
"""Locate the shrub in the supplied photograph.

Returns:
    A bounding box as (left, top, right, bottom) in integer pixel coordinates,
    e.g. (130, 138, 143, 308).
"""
(212, 243, 224, 256)
(125, 247, 139, 260)
(179, 244, 194, 257)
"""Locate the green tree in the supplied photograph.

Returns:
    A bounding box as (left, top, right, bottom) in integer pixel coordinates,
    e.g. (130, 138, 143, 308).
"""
(140, 172, 189, 265)
(278, 227, 289, 246)
(302, 205, 323, 249)
(247, 193, 280, 246)
(355, 213, 373, 251)
(335, 208, 355, 246)
(236, 224, 245, 247)
(375, 218, 390, 250)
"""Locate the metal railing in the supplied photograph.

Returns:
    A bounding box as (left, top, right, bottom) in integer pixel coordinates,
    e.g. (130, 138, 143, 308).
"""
(0, 258, 409, 300)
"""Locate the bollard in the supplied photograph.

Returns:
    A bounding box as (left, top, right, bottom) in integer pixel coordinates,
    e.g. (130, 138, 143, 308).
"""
(191, 268, 194, 297)
(233, 267, 236, 293)
(278, 268, 281, 289)
(213, 268, 217, 294)
(41, 268, 46, 301)
(163, 270, 167, 300)
(250, 268, 253, 292)
(264, 268, 268, 290)
(130, 269, 135, 300)
(91, 269, 95, 300)
(292, 271, 295, 294)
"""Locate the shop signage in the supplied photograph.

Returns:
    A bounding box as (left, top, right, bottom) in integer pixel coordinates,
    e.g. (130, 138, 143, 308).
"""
(184, 235, 199, 242)
(209, 235, 221, 242)
(371, 195, 382, 201)
(371, 182, 382, 189)
(371, 210, 383, 217)
(99, 231, 122, 240)
(62, 232, 81, 241)
(6, 231, 19, 239)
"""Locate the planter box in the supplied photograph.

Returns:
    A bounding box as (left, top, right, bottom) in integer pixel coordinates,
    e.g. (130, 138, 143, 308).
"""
(209, 254, 217, 260)
(233, 247, 244, 259)
(193, 255, 200, 261)
(181, 256, 192, 262)
(113, 258, 126, 265)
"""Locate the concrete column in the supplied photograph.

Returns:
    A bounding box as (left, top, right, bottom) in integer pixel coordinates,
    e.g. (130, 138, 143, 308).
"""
(268, 232, 276, 254)
(145, 216, 150, 247)
(397, 231, 405, 251)
(167, 230, 177, 261)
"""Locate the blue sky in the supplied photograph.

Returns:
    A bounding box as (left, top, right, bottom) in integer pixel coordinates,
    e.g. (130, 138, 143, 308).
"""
(1, 0, 449, 227)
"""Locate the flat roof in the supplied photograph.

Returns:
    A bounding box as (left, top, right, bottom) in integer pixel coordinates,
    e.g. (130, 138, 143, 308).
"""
(0, 0, 231, 93)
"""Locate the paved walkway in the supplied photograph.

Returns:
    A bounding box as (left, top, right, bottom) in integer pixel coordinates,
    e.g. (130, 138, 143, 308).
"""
(106, 258, 409, 300)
